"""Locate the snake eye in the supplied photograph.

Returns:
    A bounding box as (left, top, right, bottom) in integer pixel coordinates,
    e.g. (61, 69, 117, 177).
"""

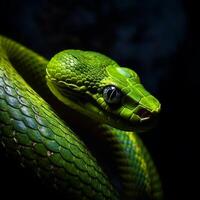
(103, 85, 122, 104)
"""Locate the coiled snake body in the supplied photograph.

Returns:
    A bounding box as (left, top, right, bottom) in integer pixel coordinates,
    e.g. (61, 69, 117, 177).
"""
(0, 35, 163, 199)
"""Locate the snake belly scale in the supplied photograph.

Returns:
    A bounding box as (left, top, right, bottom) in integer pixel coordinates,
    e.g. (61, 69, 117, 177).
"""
(0, 35, 163, 200)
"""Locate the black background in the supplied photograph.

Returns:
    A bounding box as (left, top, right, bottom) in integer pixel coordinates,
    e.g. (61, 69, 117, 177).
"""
(0, 0, 198, 199)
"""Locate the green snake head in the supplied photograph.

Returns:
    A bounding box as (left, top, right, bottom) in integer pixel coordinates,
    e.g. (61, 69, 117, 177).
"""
(46, 50, 161, 131)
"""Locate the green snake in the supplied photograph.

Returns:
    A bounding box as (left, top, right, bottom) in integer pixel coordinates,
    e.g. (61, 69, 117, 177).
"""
(0, 35, 163, 200)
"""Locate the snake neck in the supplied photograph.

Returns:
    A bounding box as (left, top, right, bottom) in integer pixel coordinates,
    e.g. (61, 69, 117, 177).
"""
(93, 125, 163, 200)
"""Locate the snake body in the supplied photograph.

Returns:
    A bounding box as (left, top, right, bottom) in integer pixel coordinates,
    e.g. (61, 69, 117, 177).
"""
(0, 35, 163, 199)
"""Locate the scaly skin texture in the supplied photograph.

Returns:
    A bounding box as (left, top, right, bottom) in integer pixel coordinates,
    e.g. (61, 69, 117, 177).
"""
(99, 125, 163, 199)
(0, 35, 163, 199)
(46, 50, 160, 131)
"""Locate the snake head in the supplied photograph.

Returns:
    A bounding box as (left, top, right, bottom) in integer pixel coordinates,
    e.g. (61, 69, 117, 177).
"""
(98, 65, 161, 131)
(46, 50, 161, 132)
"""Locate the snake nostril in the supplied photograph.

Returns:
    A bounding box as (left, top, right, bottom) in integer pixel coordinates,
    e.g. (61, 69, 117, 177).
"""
(137, 108, 152, 119)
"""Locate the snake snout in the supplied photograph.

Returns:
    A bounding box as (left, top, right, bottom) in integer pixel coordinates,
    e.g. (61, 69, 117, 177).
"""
(137, 95, 161, 122)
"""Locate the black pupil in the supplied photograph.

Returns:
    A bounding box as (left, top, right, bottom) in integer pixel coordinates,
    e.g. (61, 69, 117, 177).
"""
(103, 86, 121, 104)
(107, 88, 116, 100)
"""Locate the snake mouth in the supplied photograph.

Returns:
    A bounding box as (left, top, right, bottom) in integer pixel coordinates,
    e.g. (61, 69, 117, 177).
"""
(137, 109, 152, 122)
